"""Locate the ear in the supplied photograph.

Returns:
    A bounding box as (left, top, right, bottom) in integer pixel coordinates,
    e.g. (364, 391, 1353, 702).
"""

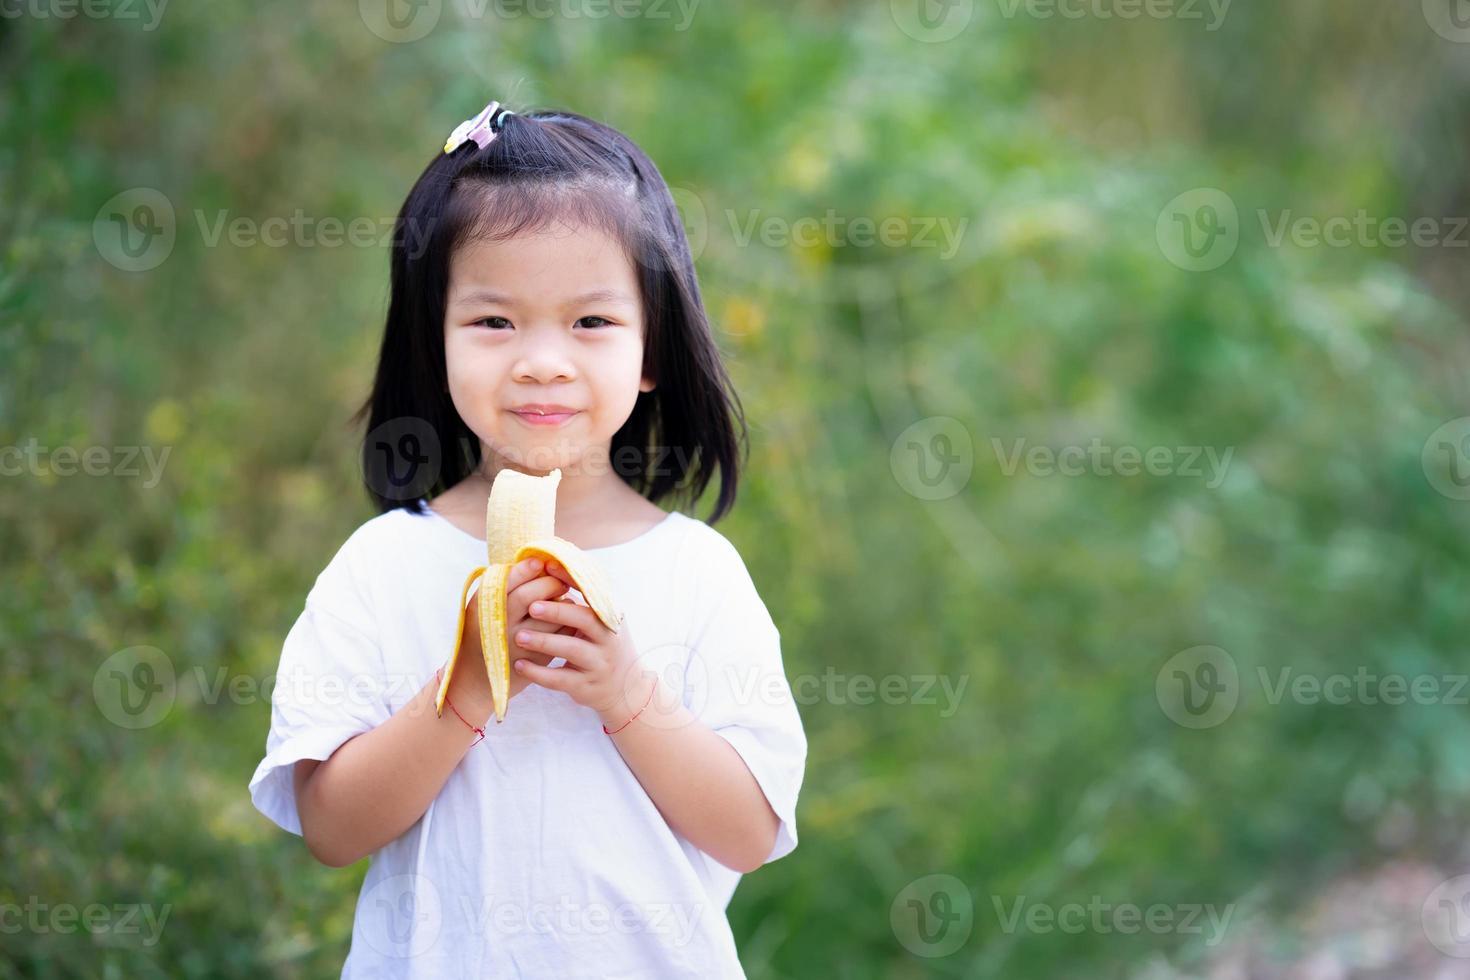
(639, 376, 656, 393)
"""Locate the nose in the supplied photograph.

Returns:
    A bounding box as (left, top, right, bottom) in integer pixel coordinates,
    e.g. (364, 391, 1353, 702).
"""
(511, 330, 577, 385)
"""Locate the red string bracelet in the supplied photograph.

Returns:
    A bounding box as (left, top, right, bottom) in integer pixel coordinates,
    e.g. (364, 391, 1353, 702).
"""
(434, 666, 485, 746)
(603, 676, 658, 735)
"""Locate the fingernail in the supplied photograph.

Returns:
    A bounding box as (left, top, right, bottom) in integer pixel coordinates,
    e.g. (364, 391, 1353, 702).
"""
(515, 659, 525, 669)
(530, 602, 543, 614)
(528, 559, 542, 570)
(517, 631, 531, 643)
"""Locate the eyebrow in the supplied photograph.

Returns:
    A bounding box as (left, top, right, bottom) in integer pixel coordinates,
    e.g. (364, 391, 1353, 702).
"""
(452, 287, 636, 309)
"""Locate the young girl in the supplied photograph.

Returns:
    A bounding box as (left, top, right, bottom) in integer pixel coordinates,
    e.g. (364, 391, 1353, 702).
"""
(247, 100, 807, 978)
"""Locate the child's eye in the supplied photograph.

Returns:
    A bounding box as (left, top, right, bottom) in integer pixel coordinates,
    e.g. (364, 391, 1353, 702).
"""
(472, 316, 610, 330)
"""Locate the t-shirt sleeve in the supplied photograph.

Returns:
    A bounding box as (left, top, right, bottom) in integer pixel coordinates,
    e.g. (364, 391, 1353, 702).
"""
(247, 536, 392, 837)
(683, 530, 808, 867)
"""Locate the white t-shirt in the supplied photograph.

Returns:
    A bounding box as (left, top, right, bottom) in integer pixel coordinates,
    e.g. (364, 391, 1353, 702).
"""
(247, 502, 807, 979)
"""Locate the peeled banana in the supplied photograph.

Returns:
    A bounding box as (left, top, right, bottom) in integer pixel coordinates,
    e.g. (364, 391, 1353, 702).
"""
(435, 467, 624, 724)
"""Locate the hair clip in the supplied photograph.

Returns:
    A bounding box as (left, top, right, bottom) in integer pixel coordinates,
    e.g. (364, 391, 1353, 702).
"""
(442, 100, 516, 154)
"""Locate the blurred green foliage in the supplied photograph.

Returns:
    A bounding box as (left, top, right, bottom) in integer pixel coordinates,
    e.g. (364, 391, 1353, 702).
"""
(4, 2, 1470, 977)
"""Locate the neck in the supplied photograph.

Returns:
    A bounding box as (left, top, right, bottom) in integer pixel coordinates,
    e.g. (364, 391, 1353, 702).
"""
(474, 442, 623, 523)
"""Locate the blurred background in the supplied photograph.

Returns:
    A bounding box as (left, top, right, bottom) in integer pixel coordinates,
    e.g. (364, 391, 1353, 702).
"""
(5, 2, 1470, 977)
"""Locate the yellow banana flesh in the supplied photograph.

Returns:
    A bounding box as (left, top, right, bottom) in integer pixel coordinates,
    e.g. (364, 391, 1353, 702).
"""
(434, 467, 624, 723)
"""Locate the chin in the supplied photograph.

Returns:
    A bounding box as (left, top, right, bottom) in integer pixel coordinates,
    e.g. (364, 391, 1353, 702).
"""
(497, 443, 583, 475)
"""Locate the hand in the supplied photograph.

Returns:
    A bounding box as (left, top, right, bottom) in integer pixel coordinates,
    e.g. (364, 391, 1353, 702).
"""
(503, 557, 578, 700)
(447, 557, 576, 717)
(512, 560, 652, 728)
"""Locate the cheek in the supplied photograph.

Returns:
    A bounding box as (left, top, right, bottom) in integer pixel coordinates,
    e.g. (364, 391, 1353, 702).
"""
(589, 359, 644, 407)
(443, 346, 505, 423)
(444, 335, 499, 385)
(443, 330, 466, 381)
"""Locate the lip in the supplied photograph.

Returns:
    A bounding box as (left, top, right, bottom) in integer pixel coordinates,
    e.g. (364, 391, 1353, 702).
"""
(511, 407, 580, 427)
(513, 404, 579, 414)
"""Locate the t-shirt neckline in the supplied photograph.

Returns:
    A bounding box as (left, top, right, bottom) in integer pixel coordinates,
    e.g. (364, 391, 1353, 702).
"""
(417, 501, 678, 554)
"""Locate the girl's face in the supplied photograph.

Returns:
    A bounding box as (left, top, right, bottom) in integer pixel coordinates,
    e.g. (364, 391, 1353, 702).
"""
(444, 221, 653, 475)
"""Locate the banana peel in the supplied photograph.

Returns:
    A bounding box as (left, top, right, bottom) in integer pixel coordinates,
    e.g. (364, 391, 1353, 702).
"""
(435, 467, 624, 723)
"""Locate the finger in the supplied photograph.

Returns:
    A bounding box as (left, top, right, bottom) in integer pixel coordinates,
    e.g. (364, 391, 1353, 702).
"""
(504, 557, 547, 593)
(523, 621, 581, 637)
(514, 627, 597, 669)
(542, 564, 592, 612)
(542, 560, 576, 588)
(514, 648, 555, 669)
(525, 597, 604, 636)
(509, 623, 561, 668)
(507, 573, 570, 621)
(513, 658, 580, 694)
(507, 596, 576, 662)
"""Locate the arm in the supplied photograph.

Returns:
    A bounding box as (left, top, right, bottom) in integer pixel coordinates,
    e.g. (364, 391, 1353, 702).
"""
(505, 558, 789, 874)
(600, 674, 781, 875)
(294, 559, 564, 867)
(293, 665, 486, 867)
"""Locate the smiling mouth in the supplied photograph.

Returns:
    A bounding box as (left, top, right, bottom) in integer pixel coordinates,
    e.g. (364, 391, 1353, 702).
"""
(511, 409, 579, 426)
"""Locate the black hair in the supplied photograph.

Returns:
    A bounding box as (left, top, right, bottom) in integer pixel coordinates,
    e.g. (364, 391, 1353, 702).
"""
(351, 107, 747, 524)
